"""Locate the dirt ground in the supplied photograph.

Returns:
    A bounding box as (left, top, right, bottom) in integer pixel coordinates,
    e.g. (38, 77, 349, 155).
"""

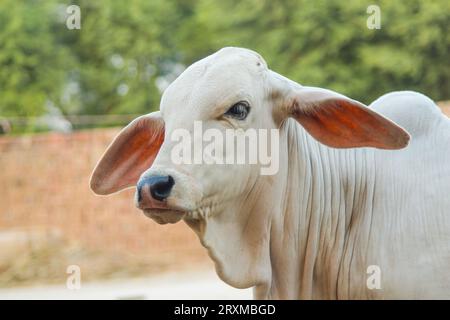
(0, 269, 253, 300)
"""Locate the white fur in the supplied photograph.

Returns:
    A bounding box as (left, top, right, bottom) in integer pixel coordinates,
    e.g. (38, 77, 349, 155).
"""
(99, 48, 450, 299)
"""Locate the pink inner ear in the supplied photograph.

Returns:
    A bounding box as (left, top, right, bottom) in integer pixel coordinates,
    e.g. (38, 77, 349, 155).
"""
(291, 98, 410, 149)
(105, 125, 164, 192)
(90, 113, 165, 195)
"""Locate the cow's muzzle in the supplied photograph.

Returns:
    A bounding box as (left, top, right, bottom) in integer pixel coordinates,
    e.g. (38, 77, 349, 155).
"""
(136, 175, 174, 209)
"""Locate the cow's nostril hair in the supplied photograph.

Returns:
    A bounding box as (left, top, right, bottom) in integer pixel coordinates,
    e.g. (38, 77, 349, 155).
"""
(145, 175, 175, 202)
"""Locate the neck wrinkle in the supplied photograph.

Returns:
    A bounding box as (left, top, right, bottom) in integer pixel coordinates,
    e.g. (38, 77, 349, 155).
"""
(268, 119, 367, 299)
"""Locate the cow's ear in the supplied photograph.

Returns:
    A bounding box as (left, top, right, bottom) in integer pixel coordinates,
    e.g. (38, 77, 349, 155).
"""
(90, 112, 164, 195)
(270, 72, 410, 149)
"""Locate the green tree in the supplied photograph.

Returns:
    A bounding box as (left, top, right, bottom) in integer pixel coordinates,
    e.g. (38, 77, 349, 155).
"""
(177, 0, 450, 103)
(0, 0, 448, 127)
(0, 0, 70, 117)
(60, 0, 184, 115)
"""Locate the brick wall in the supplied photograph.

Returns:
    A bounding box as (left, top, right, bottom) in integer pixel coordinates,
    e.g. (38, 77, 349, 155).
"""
(0, 129, 211, 285)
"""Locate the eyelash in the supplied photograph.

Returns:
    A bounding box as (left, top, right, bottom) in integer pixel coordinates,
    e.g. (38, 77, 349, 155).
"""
(224, 101, 250, 120)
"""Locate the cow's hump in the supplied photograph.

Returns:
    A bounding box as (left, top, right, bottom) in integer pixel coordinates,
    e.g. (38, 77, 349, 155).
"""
(369, 91, 447, 139)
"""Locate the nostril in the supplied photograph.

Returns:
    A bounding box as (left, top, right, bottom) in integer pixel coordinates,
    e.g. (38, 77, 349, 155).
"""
(137, 175, 175, 205)
(150, 175, 175, 201)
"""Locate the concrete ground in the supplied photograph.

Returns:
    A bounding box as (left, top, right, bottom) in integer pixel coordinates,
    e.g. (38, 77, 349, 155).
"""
(0, 269, 253, 300)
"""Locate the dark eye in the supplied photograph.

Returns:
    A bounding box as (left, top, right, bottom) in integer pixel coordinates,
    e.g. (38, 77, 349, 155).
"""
(224, 101, 250, 120)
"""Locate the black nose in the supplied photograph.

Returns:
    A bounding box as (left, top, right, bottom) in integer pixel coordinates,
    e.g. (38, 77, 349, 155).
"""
(137, 175, 175, 202)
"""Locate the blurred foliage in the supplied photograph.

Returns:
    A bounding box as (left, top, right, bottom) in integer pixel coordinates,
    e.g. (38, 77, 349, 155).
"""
(0, 0, 449, 121)
(0, 0, 70, 117)
(177, 0, 450, 104)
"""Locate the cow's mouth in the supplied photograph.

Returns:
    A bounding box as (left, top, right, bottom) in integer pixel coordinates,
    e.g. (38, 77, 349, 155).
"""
(142, 208, 187, 224)
(139, 196, 218, 225)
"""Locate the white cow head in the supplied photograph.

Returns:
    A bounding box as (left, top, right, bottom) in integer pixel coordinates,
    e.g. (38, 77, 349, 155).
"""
(90, 47, 409, 289)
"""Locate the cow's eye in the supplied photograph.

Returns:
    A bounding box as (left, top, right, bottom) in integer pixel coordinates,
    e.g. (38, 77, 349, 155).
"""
(224, 101, 250, 120)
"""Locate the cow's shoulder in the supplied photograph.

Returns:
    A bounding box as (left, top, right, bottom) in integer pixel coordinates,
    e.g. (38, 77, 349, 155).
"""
(369, 91, 447, 139)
